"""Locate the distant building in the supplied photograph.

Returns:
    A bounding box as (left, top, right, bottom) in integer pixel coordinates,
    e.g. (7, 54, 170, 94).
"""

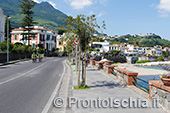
(0, 7, 5, 43)
(91, 42, 109, 52)
(56, 34, 66, 52)
(109, 44, 120, 50)
(11, 26, 57, 51)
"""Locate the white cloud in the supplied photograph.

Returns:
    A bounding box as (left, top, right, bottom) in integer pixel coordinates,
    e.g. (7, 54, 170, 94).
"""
(65, 0, 93, 9)
(48, 1, 57, 9)
(97, 12, 103, 17)
(89, 11, 94, 15)
(32, 0, 40, 3)
(99, 0, 107, 6)
(157, 0, 170, 17)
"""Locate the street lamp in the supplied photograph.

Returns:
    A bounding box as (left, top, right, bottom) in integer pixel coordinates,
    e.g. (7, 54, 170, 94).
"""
(7, 17, 11, 63)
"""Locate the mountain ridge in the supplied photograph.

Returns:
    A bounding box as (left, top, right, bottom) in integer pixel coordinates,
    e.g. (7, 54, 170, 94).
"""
(0, 0, 68, 31)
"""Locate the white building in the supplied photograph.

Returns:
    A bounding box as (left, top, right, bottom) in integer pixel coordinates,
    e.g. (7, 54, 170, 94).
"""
(0, 7, 5, 43)
(91, 42, 109, 52)
(11, 26, 57, 51)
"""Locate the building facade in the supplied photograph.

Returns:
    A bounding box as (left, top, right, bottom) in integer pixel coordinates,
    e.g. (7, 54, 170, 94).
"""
(11, 26, 57, 51)
(0, 7, 5, 43)
(56, 34, 66, 52)
(91, 42, 109, 52)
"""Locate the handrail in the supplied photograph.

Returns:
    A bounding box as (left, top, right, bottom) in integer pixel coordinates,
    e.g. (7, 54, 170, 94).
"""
(111, 70, 117, 75)
(132, 75, 148, 84)
(132, 81, 149, 92)
(132, 75, 149, 92)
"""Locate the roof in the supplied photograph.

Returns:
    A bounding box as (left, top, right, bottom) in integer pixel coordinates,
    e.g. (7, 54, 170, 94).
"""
(12, 26, 57, 34)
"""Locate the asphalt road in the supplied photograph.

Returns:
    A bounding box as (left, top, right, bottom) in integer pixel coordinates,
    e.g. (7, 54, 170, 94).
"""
(0, 57, 67, 113)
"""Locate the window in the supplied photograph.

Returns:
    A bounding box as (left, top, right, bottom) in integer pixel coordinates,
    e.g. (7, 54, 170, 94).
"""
(32, 43, 35, 48)
(32, 35, 36, 40)
(47, 35, 50, 40)
(15, 35, 17, 40)
(40, 34, 44, 41)
(59, 41, 63, 45)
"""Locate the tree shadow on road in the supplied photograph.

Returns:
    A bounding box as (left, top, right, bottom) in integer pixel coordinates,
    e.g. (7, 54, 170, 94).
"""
(90, 80, 123, 89)
(86, 69, 98, 71)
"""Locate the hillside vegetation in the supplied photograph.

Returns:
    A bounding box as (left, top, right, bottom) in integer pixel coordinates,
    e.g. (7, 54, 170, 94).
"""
(0, 0, 68, 31)
(107, 34, 170, 47)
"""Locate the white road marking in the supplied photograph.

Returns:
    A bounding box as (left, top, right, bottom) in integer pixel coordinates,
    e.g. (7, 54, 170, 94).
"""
(0, 61, 48, 86)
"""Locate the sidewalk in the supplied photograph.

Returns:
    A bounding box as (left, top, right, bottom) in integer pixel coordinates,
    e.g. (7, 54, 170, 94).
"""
(71, 64, 165, 113)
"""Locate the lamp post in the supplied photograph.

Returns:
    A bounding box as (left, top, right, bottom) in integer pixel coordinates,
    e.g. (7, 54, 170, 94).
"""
(7, 17, 11, 63)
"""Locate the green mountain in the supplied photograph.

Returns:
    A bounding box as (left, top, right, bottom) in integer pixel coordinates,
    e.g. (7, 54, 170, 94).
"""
(0, 0, 68, 31)
(107, 34, 170, 47)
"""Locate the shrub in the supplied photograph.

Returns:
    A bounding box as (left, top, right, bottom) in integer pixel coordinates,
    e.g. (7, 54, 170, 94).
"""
(168, 56, 170, 61)
(52, 47, 56, 52)
(71, 63, 76, 65)
(157, 55, 164, 61)
(56, 48, 59, 51)
(27, 46, 34, 53)
(136, 60, 151, 63)
(38, 48, 44, 54)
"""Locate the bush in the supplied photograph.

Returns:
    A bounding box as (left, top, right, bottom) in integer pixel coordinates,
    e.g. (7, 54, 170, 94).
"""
(27, 46, 34, 53)
(71, 63, 76, 65)
(157, 55, 165, 61)
(38, 48, 44, 54)
(168, 56, 170, 61)
(52, 47, 56, 52)
(56, 48, 59, 51)
(17, 45, 26, 53)
(136, 60, 151, 63)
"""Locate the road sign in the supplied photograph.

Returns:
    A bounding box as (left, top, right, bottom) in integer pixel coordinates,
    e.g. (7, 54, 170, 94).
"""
(73, 37, 79, 45)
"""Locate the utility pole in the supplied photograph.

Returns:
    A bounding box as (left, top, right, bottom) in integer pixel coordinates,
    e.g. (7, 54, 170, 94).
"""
(7, 17, 11, 63)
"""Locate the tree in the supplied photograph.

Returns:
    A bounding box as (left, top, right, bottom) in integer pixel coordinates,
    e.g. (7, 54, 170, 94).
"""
(58, 29, 66, 35)
(18, 0, 37, 45)
(63, 15, 105, 88)
(157, 55, 164, 61)
(5, 14, 12, 40)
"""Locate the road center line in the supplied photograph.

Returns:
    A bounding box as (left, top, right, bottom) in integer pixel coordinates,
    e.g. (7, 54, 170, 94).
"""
(0, 61, 48, 86)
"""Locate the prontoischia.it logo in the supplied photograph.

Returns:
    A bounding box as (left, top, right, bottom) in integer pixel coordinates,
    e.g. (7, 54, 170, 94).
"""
(54, 97, 160, 108)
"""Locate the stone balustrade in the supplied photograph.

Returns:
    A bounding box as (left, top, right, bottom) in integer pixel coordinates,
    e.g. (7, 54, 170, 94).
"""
(149, 80, 170, 112)
(103, 64, 115, 74)
(95, 61, 105, 70)
(116, 68, 138, 86)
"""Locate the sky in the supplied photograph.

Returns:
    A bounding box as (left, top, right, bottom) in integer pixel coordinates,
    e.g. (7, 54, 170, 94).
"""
(33, 0, 170, 40)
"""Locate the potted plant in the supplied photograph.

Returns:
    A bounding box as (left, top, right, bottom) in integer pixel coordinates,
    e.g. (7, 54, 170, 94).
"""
(160, 74, 170, 86)
(105, 60, 113, 65)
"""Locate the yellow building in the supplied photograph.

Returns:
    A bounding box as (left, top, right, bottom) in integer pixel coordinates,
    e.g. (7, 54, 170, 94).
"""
(109, 44, 120, 50)
(56, 38, 66, 52)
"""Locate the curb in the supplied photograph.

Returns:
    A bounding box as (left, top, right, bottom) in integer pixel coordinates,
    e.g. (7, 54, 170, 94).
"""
(0, 59, 31, 66)
(0, 57, 53, 66)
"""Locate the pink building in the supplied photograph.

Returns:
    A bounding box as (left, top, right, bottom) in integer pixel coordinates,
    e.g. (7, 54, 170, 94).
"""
(11, 26, 57, 51)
